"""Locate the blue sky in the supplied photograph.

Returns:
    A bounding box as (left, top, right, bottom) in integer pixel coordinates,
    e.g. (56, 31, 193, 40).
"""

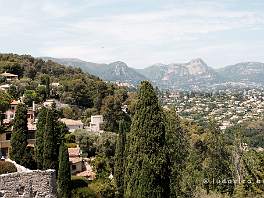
(0, 0, 264, 68)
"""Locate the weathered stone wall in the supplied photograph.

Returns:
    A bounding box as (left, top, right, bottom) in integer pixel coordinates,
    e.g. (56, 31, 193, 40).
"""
(0, 170, 57, 198)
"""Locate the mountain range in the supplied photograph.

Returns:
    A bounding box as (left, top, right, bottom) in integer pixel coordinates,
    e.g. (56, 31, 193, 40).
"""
(41, 57, 264, 90)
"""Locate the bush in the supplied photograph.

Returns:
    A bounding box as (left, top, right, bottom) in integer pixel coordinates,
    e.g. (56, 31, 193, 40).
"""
(0, 161, 17, 174)
(89, 179, 116, 198)
(71, 187, 96, 198)
(65, 133, 76, 143)
(66, 143, 77, 148)
(71, 176, 90, 189)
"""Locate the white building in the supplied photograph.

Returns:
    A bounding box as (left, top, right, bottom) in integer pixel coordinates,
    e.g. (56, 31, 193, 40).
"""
(43, 99, 69, 109)
(0, 84, 10, 92)
(89, 115, 103, 132)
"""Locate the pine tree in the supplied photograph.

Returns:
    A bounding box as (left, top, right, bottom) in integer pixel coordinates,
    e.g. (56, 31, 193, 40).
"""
(124, 81, 169, 198)
(57, 142, 71, 198)
(10, 103, 28, 166)
(35, 107, 47, 169)
(165, 109, 190, 197)
(114, 120, 129, 198)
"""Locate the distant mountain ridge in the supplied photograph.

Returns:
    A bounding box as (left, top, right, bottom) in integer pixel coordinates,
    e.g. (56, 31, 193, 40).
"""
(41, 57, 146, 84)
(138, 58, 219, 89)
(217, 62, 264, 83)
(41, 57, 264, 90)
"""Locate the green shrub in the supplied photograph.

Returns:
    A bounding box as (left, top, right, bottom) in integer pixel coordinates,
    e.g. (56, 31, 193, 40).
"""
(89, 179, 116, 198)
(71, 176, 90, 189)
(66, 143, 77, 148)
(71, 187, 96, 198)
(65, 133, 76, 143)
(0, 161, 17, 174)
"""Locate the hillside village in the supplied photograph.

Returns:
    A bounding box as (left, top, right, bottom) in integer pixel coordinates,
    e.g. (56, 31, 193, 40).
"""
(0, 54, 132, 196)
(0, 71, 108, 179)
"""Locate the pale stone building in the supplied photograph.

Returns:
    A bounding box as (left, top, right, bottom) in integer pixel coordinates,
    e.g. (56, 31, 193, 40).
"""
(60, 118, 84, 132)
(89, 115, 104, 132)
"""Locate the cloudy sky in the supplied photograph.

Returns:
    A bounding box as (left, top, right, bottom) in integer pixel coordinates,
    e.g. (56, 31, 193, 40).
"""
(0, 0, 264, 68)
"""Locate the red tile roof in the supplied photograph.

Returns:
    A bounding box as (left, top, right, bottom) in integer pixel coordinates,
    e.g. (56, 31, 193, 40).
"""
(68, 147, 80, 157)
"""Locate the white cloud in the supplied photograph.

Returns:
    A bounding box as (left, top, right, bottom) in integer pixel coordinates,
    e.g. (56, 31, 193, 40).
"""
(1, 0, 264, 68)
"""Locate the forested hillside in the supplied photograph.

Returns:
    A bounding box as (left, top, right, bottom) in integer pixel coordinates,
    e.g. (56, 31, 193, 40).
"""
(0, 53, 129, 132)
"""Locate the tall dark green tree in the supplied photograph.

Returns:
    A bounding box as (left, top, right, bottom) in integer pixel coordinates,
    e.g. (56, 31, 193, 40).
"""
(124, 81, 169, 198)
(40, 74, 50, 98)
(165, 109, 190, 197)
(10, 103, 28, 166)
(204, 122, 235, 194)
(43, 108, 59, 170)
(0, 91, 11, 127)
(36, 104, 67, 171)
(114, 120, 130, 198)
(57, 142, 71, 198)
(35, 107, 48, 169)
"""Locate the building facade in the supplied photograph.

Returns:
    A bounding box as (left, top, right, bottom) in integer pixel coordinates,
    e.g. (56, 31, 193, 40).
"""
(0, 100, 36, 157)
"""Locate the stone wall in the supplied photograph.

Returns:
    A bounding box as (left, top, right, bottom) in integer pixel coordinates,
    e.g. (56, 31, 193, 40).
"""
(0, 170, 57, 198)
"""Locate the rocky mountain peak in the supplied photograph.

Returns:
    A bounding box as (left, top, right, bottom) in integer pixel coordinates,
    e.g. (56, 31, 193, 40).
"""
(185, 58, 210, 75)
(108, 61, 130, 76)
(109, 61, 128, 67)
(188, 58, 207, 66)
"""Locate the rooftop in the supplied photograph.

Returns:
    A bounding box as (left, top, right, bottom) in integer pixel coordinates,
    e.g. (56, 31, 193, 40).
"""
(10, 100, 20, 105)
(68, 147, 80, 157)
(0, 72, 18, 77)
(60, 118, 83, 126)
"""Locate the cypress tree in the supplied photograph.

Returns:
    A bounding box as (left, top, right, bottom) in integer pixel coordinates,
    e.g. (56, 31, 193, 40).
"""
(114, 120, 129, 198)
(204, 122, 235, 194)
(35, 107, 47, 169)
(43, 108, 58, 170)
(124, 81, 169, 198)
(10, 103, 28, 166)
(57, 143, 71, 198)
(45, 76, 50, 98)
(165, 109, 190, 197)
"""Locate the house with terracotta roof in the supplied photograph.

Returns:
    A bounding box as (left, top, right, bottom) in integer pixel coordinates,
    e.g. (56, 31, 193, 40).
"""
(68, 147, 96, 180)
(68, 147, 83, 174)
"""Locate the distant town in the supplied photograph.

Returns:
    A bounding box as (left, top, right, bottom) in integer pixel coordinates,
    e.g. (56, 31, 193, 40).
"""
(162, 88, 264, 130)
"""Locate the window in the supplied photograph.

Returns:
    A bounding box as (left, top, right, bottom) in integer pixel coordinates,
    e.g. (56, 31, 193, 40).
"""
(72, 165, 76, 170)
(6, 133, 11, 140)
(27, 132, 35, 139)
